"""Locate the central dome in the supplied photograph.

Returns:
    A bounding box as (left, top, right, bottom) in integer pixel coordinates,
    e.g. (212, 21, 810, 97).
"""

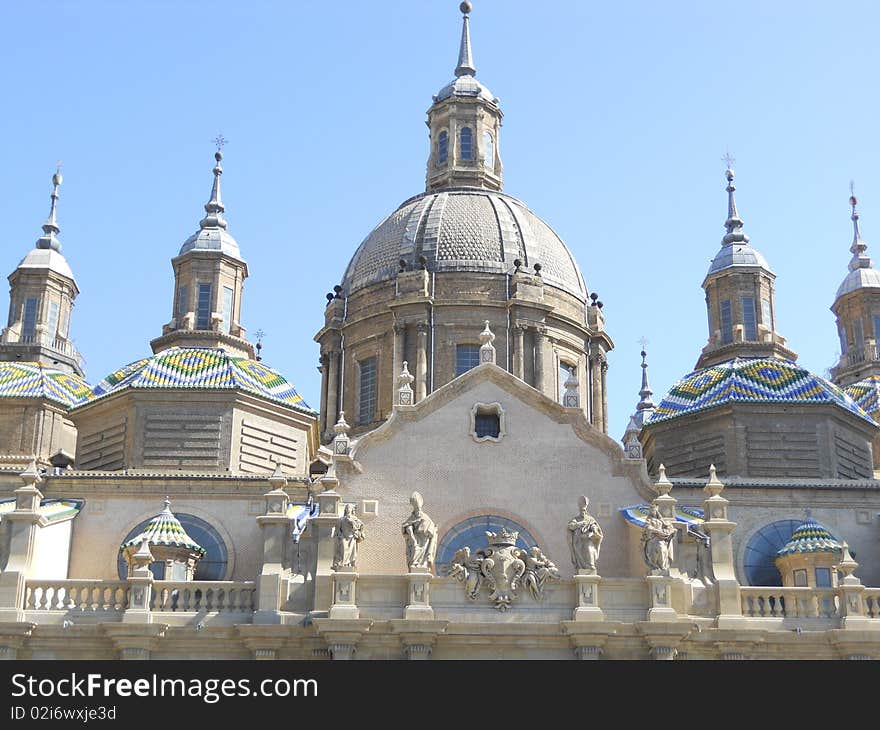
(341, 188, 588, 300)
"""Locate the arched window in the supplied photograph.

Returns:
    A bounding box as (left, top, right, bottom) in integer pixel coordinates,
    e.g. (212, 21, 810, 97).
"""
(436, 515, 537, 573)
(742, 519, 801, 586)
(483, 131, 494, 168)
(460, 127, 473, 160)
(437, 131, 448, 164)
(118, 513, 229, 581)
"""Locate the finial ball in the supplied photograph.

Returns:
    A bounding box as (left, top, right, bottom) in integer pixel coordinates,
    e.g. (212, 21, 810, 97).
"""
(215, 151, 223, 162)
(52, 172, 63, 186)
(460, 1, 472, 14)
(725, 168, 734, 181)
(850, 195, 858, 207)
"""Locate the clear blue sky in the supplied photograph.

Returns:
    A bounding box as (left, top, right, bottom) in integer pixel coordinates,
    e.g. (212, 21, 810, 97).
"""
(1, 0, 878, 441)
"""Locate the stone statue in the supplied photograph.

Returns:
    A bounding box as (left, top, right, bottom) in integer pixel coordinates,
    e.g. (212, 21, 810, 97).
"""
(522, 546, 561, 601)
(402, 491, 438, 572)
(641, 503, 676, 575)
(333, 503, 365, 570)
(567, 496, 603, 574)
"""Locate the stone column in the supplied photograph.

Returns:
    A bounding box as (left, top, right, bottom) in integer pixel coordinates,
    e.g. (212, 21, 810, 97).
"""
(416, 323, 428, 402)
(392, 323, 405, 395)
(324, 350, 340, 441)
(589, 349, 604, 431)
(0, 462, 44, 622)
(534, 327, 547, 394)
(319, 354, 329, 436)
(514, 324, 525, 379)
(254, 467, 291, 624)
(701, 465, 742, 626)
(600, 358, 609, 434)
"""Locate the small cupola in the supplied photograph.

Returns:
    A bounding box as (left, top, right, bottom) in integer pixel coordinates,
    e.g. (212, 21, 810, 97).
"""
(774, 511, 843, 589)
(120, 497, 206, 580)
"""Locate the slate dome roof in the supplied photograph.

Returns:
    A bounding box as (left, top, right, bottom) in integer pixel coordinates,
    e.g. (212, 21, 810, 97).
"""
(648, 357, 874, 425)
(341, 188, 588, 300)
(87, 347, 313, 412)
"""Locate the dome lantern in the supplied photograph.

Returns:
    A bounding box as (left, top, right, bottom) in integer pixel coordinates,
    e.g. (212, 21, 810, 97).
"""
(425, 2, 503, 193)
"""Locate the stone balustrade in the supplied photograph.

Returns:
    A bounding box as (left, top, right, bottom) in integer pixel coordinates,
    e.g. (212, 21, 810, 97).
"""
(151, 581, 256, 613)
(864, 589, 880, 618)
(740, 587, 839, 619)
(25, 580, 129, 612)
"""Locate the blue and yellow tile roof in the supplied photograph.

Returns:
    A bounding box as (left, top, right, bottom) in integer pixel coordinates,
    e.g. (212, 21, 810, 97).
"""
(776, 516, 842, 556)
(647, 357, 873, 425)
(844, 375, 880, 419)
(120, 500, 206, 554)
(0, 497, 84, 523)
(0, 361, 92, 408)
(89, 347, 314, 413)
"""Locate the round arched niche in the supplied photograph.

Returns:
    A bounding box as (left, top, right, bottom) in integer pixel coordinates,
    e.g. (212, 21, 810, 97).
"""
(435, 514, 538, 573)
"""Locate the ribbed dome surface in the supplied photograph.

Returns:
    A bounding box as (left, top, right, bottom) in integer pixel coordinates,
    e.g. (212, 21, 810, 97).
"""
(836, 266, 880, 298)
(341, 189, 587, 299)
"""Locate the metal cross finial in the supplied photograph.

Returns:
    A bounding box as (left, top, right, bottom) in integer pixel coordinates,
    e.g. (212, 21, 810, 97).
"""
(213, 133, 228, 150)
(638, 336, 649, 350)
(851, 180, 856, 197)
(722, 150, 735, 170)
(56, 160, 63, 175)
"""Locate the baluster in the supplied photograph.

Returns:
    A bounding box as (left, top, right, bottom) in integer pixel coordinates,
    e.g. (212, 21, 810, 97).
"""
(809, 593, 819, 618)
(217, 589, 226, 612)
(24, 586, 34, 610)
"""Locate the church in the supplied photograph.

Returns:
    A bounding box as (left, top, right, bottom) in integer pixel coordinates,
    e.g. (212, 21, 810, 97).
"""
(1, 2, 879, 660)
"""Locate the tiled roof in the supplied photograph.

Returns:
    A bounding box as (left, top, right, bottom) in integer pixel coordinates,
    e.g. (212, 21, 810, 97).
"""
(844, 375, 880, 418)
(120, 500, 206, 554)
(776, 516, 843, 556)
(0, 361, 92, 407)
(648, 357, 873, 425)
(0, 497, 83, 523)
(620, 504, 705, 527)
(88, 347, 314, 412)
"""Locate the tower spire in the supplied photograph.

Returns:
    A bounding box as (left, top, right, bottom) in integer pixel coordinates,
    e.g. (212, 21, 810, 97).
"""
(848, 185, 872, 271)
(35, 165, 63, 251)
(722, 158, 749, 246)
(200, 138, 227, 230)
(455, 2, 476, 77)
(637, 348, 655, 412)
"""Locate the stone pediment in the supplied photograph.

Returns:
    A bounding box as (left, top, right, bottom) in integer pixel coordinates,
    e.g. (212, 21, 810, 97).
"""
(348, 362, 653, 498)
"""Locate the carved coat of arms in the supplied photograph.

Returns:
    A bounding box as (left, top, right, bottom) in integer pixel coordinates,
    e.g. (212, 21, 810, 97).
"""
(448, 529, 559, 610)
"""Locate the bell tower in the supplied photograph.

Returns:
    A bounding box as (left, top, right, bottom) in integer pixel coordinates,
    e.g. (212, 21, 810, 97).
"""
(150, 143, 254, 359)
(696, 164, 795, 369)
(1, 167, 84, 376)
